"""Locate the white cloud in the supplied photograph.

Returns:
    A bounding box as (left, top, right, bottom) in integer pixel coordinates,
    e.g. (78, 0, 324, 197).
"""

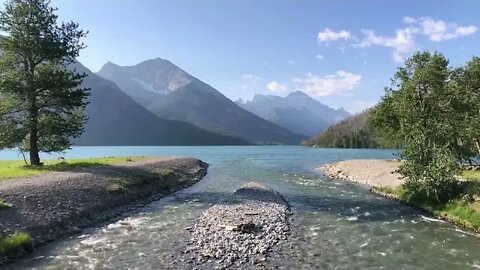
(315, 54, 324, 60)
(266, 81, 287, 93)
(354, 27, 418, 62)
(407, 17, 478, 41)
(351, 17, 477, 62)
(288, 60, 295, 64)
(292, 71, 362, 96)
(317, 28, 351, 43)
(403, 16, 417, 24)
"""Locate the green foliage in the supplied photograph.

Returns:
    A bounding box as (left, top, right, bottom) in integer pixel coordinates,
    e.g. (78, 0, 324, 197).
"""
(451, 57, 480, 157)
(0, 156, 150, 180)
(307, 110, 396, 149)
(370, 51, 480, 202)
(368, 91, 403, 147)
(0, 232, 33, 258)
(402, 143, 461, 202)
(0, 0, 89, 165)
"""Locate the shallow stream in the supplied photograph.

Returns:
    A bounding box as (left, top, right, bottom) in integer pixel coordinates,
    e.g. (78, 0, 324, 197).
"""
(2, 146, 479, 269)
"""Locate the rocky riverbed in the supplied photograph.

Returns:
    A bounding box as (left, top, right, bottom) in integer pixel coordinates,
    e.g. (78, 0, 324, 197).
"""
(179, 182, 291, 269)
(0, 158, 207, 265)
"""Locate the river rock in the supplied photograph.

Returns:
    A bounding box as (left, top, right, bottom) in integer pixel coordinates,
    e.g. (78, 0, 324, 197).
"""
(183, 182, 291, 269)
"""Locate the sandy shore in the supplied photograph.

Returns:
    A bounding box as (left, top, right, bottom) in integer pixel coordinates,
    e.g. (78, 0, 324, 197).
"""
(0, 158, 208, 264)
(318, 159, 404, 188)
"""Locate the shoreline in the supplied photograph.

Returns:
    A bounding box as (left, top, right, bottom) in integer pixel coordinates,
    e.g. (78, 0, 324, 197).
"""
(0, 158, 208, 265)
(367, 188, 480, 233)
(317, 159, 404, 188)
(318, 159, 480, 234)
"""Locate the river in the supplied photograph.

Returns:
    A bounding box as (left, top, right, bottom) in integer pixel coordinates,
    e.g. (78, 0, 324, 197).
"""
(2, 146, 479, 269)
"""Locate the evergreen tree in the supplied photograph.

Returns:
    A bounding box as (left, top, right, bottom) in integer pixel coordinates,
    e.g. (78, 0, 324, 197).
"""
(0, 0, 88, 165)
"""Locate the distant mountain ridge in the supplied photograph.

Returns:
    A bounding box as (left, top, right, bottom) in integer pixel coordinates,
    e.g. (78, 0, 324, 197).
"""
(98, 58, 307, 145)
(72, 61, 250, 146)
(237, 91, 351, 136)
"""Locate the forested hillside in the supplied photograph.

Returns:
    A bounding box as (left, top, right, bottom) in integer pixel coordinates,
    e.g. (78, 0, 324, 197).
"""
(305, 110, 393, 148)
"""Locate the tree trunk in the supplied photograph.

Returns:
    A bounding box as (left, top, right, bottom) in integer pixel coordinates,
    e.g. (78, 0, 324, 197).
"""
(29, 129, 40, 166)
(28, 92, 41, 166)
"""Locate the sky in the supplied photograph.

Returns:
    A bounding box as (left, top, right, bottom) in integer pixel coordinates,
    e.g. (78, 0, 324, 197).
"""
(7, 0, 480, 113)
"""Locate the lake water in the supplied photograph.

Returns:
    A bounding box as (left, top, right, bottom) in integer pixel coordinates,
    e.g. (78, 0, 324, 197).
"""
(3, 146, 480, 269)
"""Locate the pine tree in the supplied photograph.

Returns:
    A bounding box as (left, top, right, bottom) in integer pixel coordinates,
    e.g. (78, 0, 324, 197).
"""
(0, 0, 89, 165)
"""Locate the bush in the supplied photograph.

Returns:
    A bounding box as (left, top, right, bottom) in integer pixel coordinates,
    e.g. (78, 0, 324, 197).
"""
(401, 142, 461, 202)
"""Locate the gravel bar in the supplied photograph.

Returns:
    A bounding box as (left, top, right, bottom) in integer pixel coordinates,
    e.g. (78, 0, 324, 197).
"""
(181, 182, 291, 269)
(0, 158, 208, 264)
(318, 159, 404, 188)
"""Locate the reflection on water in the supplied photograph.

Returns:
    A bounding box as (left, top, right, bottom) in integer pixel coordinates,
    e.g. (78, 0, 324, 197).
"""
(3, 146, 479, 270)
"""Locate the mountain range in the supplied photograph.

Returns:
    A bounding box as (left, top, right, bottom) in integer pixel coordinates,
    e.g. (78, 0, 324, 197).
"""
(97, 58, 307, 145)
(72, 62, 250, 146)
(237, 91, 350, 137)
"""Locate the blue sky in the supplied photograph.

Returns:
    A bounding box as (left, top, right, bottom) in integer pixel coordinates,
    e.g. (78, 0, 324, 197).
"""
(11, 0, 480, 113)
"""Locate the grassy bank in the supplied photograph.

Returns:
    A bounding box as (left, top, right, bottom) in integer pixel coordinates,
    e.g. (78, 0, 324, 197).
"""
(463, 170, 480, 181)
(0, 233, 32, 260)
(0, 157, 150, 180)
(372, 170, 480, 232)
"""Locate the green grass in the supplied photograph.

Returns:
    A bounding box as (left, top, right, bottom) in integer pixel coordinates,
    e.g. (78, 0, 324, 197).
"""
(463, 170, 480, 181)
(373, 181, 480, 232)
(0, 232, 32, 258)
(0, 156, 150, 180)
(0, 199, 13, 209)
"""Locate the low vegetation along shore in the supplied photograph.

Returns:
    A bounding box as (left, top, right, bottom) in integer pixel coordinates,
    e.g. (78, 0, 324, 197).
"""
(0, 157, 208, 264)
(319, 159, 480, 233)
